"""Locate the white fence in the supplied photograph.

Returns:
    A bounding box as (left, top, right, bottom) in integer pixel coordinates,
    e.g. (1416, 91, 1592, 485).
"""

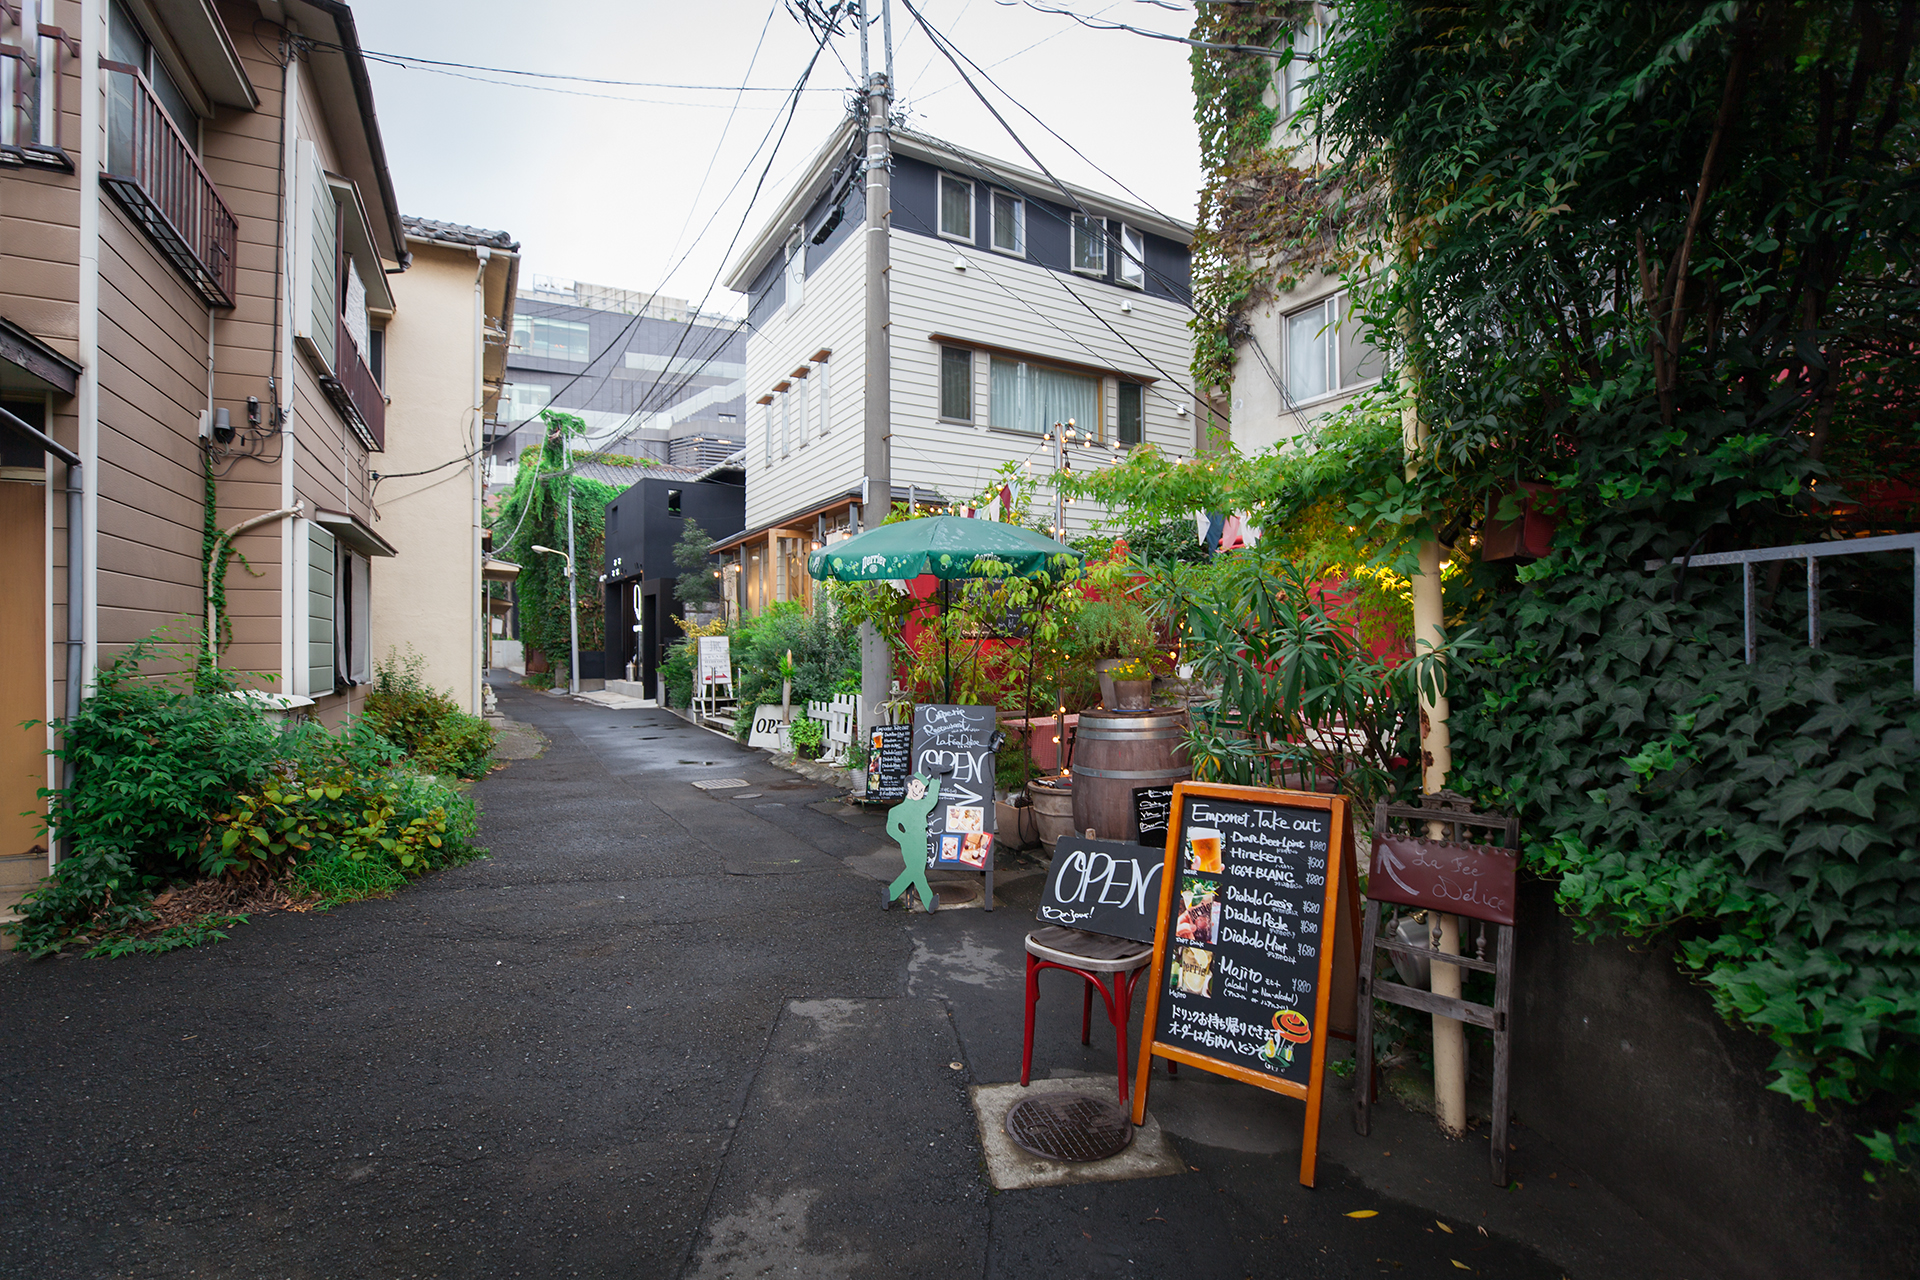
(806, 695, 860, 762)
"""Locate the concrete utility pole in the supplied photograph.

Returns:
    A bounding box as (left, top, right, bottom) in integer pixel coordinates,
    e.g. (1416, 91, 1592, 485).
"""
(858, 0, 894, 728)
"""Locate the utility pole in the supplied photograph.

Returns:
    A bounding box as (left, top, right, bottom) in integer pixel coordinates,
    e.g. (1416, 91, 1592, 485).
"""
(858, 0, 894, 727)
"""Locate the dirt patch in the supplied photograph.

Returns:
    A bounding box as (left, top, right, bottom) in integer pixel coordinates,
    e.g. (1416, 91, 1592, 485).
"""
(146, 880, 320, 930)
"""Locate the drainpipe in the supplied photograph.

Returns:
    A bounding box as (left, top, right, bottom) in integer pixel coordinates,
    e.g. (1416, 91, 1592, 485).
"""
(207, 504, 304, 667)
(472, 249, 489, 714)
(77, 0, 101, 688)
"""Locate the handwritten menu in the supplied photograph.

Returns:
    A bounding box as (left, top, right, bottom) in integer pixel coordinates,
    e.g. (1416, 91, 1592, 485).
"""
(866, 724, 912, 803)
(1133, 786, 1173, 848)
(1157, 792, 1333, 1089)
(910, 705, 997, 839)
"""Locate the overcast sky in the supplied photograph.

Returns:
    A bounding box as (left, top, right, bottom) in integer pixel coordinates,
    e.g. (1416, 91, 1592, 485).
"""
(349, 0, 1202, 318)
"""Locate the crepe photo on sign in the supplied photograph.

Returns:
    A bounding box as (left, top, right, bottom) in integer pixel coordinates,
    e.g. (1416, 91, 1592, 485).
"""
(1176, 876, 1220, 946)
(932, 834, 962, 867)
(1170, 945, 1215, 998)
(956, 831, 993, 868)
(1185, 826, 1224, 874)
(945, 805, 984, 834)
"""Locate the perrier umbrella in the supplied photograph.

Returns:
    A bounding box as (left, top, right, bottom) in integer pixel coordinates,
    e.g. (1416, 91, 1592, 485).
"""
(808, 515, 1084, 703)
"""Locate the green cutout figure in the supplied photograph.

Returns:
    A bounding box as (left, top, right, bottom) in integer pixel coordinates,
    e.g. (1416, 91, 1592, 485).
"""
(884, 773, 941, 912)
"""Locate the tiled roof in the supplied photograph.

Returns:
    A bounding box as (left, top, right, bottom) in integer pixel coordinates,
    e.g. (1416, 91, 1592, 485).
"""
(401, 216, 519, 251)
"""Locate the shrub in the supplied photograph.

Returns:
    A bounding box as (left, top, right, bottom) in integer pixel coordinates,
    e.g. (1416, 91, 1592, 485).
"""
(362, 647, 495, 778)
(729, 603, 859, 742)
(787, 713, 825, 759)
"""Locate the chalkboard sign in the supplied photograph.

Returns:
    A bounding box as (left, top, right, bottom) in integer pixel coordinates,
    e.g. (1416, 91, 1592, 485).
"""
(1130, 782, 1351, 1189)
(1367, 834, 1517, 925)
(910, 705, 997, 838)
(866, 725, 911, 803)
(1132, 786, 1173, 848)
(1036, 837, 1163, 944)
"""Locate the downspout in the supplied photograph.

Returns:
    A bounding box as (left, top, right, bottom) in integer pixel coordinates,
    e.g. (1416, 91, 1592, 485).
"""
(77, 0, 101, 689)
(472, 248, 488, 714)
(207, 504, 304, 667)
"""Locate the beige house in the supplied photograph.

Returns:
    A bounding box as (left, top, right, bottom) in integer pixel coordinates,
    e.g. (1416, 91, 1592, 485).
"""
(0, 0, 473, 914)
(372, 218, 519, 714)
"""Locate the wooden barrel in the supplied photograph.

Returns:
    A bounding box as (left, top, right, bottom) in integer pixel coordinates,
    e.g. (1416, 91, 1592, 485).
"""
(1071, 709, 1190, 842)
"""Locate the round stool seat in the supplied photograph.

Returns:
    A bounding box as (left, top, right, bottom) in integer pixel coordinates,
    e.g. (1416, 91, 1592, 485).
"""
(1025, 926, 1153, 972)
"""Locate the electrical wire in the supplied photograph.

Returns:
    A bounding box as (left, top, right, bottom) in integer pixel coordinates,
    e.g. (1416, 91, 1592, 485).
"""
(990, 0, 1297, 56)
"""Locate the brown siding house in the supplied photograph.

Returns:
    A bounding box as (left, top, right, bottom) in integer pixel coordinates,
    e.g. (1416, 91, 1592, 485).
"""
(0, 0, 444, 917)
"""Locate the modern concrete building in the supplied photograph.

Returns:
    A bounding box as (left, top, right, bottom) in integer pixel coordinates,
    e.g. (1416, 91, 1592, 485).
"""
(486, 277, 746, 482)
(716, 120, 1198, 618)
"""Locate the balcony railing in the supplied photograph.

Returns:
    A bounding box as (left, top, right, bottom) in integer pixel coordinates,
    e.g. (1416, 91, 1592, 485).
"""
(320, 315, 386, 452)
(99, 59, 237, 307)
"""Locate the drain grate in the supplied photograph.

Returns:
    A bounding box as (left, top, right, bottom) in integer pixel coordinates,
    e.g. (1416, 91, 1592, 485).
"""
(691, 778, 750, 790)
(1004, 1093, 1134, 1163)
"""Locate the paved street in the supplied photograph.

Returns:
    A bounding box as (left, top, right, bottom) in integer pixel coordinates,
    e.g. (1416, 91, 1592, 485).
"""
(0, 680, 1714, 1279)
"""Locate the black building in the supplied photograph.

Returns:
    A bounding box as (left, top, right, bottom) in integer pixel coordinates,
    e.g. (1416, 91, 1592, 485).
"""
(601, 463, 745, 695)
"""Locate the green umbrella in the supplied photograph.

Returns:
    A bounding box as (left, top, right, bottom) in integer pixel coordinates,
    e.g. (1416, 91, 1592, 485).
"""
(808, 516, 1084, 702)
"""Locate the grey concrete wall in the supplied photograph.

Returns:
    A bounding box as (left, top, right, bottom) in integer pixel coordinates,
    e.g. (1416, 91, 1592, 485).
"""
(1509, 877, 1919, 1280)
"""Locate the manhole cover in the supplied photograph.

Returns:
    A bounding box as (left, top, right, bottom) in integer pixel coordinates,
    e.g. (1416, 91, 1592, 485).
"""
(691, 778, 750, 790)
(1004, 1093, 1134, 1162)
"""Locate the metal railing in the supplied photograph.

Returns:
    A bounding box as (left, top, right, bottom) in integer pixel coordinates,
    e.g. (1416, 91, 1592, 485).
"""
(1651, 532, 1920, 691)
(98, 58, 236, 306)
(323, 316, 386, 451)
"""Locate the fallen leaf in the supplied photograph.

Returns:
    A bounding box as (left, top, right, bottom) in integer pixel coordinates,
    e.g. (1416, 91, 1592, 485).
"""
(1437, 1221, 1453, 1233)
(1345, 1210, 1378, 1219)
(1477, 1226, 1488, 1237)
(1451, 1261, 1471, 1271)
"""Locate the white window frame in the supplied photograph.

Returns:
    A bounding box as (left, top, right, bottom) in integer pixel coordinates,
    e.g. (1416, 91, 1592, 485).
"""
(762, 400, 774, 465)
(938, 346, 973, 424)
(1071, 214, 1106, 276)
(816, 357, 831, 436)
(1117, 224, 1146, 289)
(938, 172, 975, 241)
(779, 386, 790, 457)
(1284, 14, 1325, 119)
(1283, 289, 1384, 408)
(785, 228, 805, 311)
(795, 371, 810, 448)
(990, 190, 1025, 256)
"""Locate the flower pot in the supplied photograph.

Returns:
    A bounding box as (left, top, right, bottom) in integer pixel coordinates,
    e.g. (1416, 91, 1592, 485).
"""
(1110, 679, 1153, 711)
(1481, 482, 1561, 562)
(995, 799, 1039, 850)
(1026, 776, 1075, 852)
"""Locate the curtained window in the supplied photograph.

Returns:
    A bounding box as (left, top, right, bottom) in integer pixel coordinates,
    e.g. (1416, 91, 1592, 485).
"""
(989, 356, 1099, 437)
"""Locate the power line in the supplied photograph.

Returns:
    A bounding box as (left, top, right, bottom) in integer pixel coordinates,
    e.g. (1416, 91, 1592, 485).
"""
(358, 46, 846, 93)
(991, 0, 1299, 57)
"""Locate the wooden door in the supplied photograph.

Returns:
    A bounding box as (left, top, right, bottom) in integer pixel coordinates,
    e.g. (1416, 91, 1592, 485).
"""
(0, 473, 48, 907)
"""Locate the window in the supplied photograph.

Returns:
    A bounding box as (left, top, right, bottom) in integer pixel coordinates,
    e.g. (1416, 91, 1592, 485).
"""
(940, 347, 973, 422)
(368, 326, 386, 386)
(785, 229, 805, 310)
(1285, 292, 1385, 405)
(667, 489, 683, 516)
(1284, 14, 1324, 119)
(991, 191, 1024, 255)
(511, 315, 591, 362)
(795, 373, 810, 447)
(1117, 225, 1146, 289)
(762, 399, 774, 464)
(779, 385, 791, 457)
(815, 358, 830, 436)
(1071, 214, 1106, 275)
(334, 547, 371, 688)
(1, 0, 69, 156)
(939, 172, 974, 241)
(501, 382, 552, 425)
(1117, 382, 1143, 446)
(989, 356, 1099, 437)
(109, 2, 196, 148)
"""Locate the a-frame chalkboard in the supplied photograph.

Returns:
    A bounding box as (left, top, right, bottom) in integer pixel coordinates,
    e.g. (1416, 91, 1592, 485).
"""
(1129, 782, 1352, 1188)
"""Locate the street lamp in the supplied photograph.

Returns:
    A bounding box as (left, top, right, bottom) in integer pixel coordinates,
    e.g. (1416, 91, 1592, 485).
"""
(531, 543, 580, 696)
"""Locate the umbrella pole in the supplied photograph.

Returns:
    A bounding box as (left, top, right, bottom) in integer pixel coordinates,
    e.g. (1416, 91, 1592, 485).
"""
(942, 577, 952, 703)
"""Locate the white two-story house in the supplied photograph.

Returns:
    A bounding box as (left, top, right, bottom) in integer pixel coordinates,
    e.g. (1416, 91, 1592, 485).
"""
(716, 120, 1197, 616)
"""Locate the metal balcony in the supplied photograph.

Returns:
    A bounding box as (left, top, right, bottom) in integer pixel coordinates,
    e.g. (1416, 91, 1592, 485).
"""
(319, 319, 386, 452)
(99, 59, 237, 307)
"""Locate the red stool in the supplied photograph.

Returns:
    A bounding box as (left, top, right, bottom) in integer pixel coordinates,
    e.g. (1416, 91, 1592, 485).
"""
(1020, 925, 1159, 1103)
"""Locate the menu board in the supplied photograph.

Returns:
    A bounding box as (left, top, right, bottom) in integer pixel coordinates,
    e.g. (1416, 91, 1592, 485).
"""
(1132, 786, 1173, 848)
(1036, 837, 1163, 944)
(910, 705, 997, 838)
(1130, 782, 1350, 1189)
(866, 724, 912, 803)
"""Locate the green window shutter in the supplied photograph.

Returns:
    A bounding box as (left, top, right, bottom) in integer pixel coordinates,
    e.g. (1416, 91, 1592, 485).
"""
(307, 523, 335, 696)
(295, 140, 338, 372)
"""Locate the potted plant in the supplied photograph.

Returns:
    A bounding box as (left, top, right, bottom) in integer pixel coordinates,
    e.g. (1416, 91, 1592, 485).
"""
(1096, 657, 1154, 711)
(787, 713, 825, 760)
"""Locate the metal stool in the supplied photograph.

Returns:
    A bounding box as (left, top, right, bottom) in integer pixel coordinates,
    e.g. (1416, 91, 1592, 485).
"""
(1020, 925, 1158, 1103)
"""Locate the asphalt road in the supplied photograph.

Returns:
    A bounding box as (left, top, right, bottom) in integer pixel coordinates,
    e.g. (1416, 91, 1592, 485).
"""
(0, 680, 1705, 1279)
